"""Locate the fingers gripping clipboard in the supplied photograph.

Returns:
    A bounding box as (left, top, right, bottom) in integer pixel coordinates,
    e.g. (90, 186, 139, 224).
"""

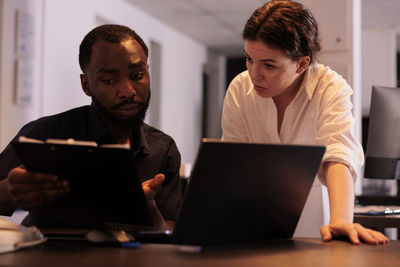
(12, 137, 153, 227)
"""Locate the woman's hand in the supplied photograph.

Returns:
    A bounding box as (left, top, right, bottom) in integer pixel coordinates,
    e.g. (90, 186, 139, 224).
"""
(322, 162, 389, 245)
(320, 220, 389, 245)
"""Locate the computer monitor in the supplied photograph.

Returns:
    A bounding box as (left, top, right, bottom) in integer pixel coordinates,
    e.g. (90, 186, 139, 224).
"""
(364, 86, 400, 179)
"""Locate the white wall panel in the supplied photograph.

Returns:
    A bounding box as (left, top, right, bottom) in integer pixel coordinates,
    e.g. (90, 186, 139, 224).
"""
(361, 30, 397, 116)
(0, 0, 43, 150)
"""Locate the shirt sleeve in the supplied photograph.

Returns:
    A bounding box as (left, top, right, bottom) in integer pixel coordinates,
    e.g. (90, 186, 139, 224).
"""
(154, 139, 182, 220)
(0, 143, 21, 181)
(314, 75, 364, 182)
(0, 122, 39, 215)
(0, 121, 40, 180)
(0, 142, 21, 216)
(221, 74, 250, 141)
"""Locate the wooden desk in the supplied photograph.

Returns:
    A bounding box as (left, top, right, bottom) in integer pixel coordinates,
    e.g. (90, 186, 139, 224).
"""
(0, 238, 399, 267)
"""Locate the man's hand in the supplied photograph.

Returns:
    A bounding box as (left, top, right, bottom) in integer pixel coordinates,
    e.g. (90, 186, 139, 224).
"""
(320, 221, 389, 245)
(141, 173, 165, 204)
(141, 174, 169, 231)
(6, 166, 70, 211)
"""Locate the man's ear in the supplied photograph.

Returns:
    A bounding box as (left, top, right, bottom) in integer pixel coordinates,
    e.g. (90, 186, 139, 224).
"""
(80, 74, 92, 96)
(296, 56, 310, 74)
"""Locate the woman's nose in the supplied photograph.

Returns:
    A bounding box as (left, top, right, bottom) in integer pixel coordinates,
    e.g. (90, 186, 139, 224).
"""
(248, 64, 263, 82)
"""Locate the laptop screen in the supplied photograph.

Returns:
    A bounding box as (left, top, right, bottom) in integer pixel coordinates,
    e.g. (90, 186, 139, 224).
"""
(171, 139, 325, 245)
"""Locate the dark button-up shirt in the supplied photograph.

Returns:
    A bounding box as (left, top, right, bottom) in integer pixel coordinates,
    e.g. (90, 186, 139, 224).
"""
(0, 105, 181, 227)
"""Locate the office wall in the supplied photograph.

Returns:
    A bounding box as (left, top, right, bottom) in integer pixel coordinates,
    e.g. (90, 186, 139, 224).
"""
(0, 0, 44, 150)
(361, 30, 397, 116)
(0, 0, 207, 164)
(203, 50, 226, 139)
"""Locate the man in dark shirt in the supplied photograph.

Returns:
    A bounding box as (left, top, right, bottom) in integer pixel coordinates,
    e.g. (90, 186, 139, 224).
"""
(0, 24, 181, 231)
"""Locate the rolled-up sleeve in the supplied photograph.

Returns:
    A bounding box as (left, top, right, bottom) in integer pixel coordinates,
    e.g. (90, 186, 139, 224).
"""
(315, 79, 364, 182)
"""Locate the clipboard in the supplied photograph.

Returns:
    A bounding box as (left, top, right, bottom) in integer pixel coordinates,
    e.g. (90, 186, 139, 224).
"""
(12, 137, 153, 227)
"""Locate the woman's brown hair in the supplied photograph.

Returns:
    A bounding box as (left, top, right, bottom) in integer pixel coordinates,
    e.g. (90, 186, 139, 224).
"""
(243, 0, 321, 64)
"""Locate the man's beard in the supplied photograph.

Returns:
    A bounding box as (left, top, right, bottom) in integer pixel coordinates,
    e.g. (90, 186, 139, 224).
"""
(92, 92, 150, 131)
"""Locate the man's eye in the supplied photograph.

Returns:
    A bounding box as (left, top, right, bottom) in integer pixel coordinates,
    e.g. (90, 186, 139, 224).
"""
(245, 56, 252, 63)
(102, 79, 115, 85)
(131, 73, 144, 81)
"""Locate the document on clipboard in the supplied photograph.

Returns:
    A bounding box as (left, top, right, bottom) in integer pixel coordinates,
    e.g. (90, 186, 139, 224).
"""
(11, 136, 153, 227)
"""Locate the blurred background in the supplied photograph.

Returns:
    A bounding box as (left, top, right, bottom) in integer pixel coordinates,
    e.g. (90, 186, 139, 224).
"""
(0, 0, 399, 195)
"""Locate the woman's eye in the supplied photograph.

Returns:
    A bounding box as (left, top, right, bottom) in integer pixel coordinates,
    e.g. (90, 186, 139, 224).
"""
(265, 64, 275, 70)
(245, 56, 252, 63)
(102, 79, 115, 85)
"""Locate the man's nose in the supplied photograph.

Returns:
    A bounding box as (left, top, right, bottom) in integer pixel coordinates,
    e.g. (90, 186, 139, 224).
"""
(118, 79, 136, 98)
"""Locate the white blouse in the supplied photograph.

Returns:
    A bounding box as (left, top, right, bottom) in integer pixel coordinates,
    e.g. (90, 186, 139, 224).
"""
(221, 63, 364, 183)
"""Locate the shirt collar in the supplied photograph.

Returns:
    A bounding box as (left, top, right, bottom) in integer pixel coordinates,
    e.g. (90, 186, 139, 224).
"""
(246, 81, 253, 95)
(88, 104, 150, 155)
(301, 63, 319, 100)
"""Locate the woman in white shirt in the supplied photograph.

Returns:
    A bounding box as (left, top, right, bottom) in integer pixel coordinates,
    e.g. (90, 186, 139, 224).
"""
(221, 0, 388, 244)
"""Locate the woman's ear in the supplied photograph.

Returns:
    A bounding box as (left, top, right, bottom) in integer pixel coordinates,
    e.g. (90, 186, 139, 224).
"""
(296, 56, 310, 74)
(80, 74, 92, 96)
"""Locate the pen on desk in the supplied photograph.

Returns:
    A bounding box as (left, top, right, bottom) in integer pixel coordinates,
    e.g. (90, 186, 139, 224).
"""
(120, 242, 140, 249)
(139, 243, 202, 252)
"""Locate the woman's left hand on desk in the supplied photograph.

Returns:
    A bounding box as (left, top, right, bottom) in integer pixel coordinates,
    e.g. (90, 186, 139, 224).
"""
(320, 221, 390, 245)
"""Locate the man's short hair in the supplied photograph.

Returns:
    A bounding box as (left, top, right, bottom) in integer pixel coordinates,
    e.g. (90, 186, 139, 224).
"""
(79, 24, 148, 72)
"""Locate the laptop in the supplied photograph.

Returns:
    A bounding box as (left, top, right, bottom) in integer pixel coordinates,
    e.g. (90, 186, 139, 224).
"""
(135, 139, 325, 245)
